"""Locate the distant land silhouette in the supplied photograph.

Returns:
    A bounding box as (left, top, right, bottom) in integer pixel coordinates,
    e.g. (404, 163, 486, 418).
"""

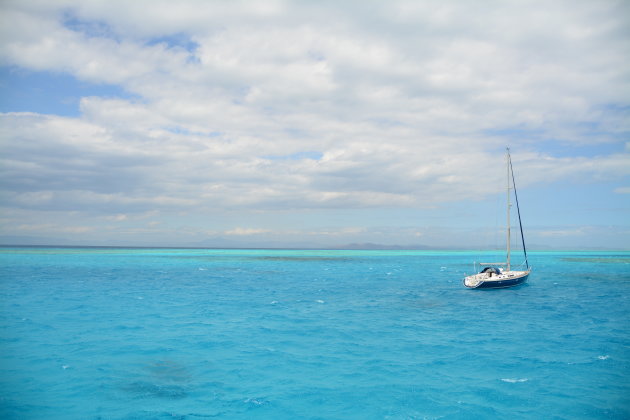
(1, 235, 628, 251)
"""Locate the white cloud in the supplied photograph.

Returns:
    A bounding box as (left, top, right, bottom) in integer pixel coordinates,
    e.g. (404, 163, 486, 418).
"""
(224, 227, 271, 236)
(0, 0, 628, 246)
(107, 214, 128, 222)
(536, 228, 587, 238)
(16, 223, 93, 234)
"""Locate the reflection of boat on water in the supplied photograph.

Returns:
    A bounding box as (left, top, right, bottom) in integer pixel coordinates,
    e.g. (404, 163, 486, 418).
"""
(464, 148, 531, 289)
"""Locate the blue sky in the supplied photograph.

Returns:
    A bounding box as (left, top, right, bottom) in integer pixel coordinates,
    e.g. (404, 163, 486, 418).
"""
(0, 0, 628, 249)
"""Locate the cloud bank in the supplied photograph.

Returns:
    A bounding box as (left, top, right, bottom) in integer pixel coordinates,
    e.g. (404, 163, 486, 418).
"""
(1, 0, 628, 246)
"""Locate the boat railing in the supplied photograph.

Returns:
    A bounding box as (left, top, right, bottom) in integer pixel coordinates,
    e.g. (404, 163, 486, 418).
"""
(513, 260, 530, 271)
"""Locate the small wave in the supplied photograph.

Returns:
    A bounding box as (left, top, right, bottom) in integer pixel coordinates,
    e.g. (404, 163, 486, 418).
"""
(270, 300, 278, 305)
(62, 365, 70, 370)
(244, 397, 269, 406)
(501, 378, 528, 383)
(316, 299, 325, 304)
(198, 267, 207, 271)
(597, 355, 610, 360)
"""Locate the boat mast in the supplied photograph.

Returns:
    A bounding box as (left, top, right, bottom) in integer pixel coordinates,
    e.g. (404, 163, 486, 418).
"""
(510, 151, 529, 269)
(506, 148, 511, 272)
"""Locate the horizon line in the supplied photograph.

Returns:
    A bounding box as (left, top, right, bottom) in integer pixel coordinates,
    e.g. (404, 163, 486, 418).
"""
(1, 243, 629, 252)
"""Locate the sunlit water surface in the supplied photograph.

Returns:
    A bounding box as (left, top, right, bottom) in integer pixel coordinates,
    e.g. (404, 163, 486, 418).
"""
(1, 248, 628, 419)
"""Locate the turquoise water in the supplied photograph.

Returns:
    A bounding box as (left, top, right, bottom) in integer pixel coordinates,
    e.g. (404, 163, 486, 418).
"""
(0, 247, 628, 419)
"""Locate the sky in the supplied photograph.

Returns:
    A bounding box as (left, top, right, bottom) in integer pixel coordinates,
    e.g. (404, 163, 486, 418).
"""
(0, 0, 629, 249)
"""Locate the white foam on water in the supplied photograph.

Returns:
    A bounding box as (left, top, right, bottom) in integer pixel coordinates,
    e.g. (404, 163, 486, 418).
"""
(316, 299, 325, 304)
(501, 378, 528, 383)
(62, 365, 70, 370)
(244, 398, 267, 406)
(198, 267, 207, 271)
(270, 300, 278, 304)
(597, 355, 610, 360)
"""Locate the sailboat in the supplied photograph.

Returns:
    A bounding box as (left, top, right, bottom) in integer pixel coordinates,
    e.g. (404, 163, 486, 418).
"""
(463, 148, 531, 289)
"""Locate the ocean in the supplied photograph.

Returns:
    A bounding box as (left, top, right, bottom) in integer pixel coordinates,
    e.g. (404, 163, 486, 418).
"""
(0, 247, 628, 419)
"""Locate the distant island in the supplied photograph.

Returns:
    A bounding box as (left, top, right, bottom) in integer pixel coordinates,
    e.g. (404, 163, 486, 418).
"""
(1, 236, 628, 251)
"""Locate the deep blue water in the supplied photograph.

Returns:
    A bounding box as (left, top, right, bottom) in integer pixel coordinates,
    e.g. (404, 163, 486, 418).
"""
(0, 247, 628, 419)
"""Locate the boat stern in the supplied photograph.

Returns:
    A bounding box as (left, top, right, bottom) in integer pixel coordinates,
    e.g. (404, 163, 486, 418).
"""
(463, 274, 484, 288)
